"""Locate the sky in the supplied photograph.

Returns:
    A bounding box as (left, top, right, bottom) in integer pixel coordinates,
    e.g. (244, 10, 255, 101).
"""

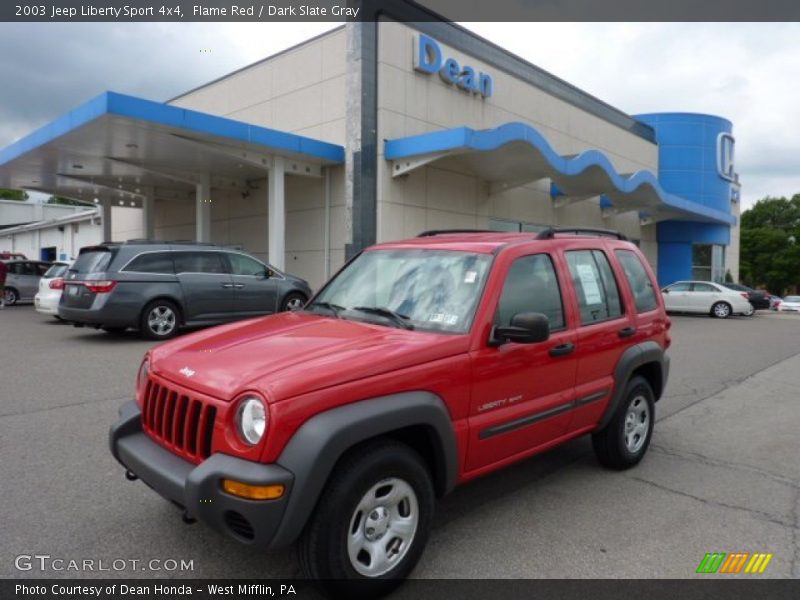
(1, 21, 798, 210)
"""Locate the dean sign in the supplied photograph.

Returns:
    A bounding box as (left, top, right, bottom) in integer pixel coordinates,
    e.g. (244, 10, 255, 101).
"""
(413, 34, 494, 98)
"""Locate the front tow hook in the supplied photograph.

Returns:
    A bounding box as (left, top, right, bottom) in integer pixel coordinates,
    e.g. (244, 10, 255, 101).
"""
(125, 470, 138, 481)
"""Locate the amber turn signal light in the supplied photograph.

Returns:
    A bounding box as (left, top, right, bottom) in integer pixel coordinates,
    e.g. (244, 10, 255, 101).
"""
(221, 480, 285, 500)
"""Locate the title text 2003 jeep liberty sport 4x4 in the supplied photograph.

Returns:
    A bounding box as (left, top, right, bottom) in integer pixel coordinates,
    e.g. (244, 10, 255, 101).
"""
(111, 228, 670, 595)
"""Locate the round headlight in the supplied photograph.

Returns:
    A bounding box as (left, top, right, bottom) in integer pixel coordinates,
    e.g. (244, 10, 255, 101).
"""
(236, 396, 267, 446)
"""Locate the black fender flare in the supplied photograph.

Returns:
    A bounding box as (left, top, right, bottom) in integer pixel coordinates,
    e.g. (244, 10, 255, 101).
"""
(597, 341, 669, 431)
(269, 391, 458, 548)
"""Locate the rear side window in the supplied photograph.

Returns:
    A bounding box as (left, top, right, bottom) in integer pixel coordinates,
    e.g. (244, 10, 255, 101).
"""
(123, 252, 175, 275)
(666, 282, 692, 292)
(566, 250, 623, 325)
(495, 254, 565, 331)
(71, 250, 114, 274)
(173, 252, 227, 274)
(615, 250, 659, 313)
(35, 263, 50, 275)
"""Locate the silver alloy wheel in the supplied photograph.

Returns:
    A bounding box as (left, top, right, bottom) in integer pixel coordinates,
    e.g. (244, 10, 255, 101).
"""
(285, 296, 305, 311)
(744, 304, 755, 316)
(3, 288, 16, 305)
(347, 477, 419, 578)
(623, 395, 650, 454)
(147, 305, 176, 336)
(713, 302, 731, 318)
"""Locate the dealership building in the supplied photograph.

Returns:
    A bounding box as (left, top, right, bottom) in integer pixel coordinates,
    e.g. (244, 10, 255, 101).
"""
(0, 14, 740, 290)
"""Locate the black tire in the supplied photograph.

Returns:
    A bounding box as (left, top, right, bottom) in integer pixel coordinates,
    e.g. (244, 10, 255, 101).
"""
(298, 440, 435, 597)
(281, 291, 307, 312)
(592, 376, 655, 470)
(3, 287, 18, 306)
(710, 301, 732, 319)
(139, 299, 180, 340)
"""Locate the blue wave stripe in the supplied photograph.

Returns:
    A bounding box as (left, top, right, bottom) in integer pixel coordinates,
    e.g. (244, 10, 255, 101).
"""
(385, 122, 734, 225)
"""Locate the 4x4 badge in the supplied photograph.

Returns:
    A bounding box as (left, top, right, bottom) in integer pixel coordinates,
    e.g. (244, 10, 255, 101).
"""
(179, 366, 196, 378)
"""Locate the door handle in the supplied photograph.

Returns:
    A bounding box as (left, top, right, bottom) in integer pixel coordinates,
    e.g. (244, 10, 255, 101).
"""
(220, 283, 234, 288)
(618, 326, 636, 338)
(549, 343, 575, 357)
(232, 284, 244, 289)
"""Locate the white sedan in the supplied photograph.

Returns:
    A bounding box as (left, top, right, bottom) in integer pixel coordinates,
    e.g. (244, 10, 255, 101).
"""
(34, 262, 70, 318)
(661, 280, 753, 318)
(777, 295, 800, 312)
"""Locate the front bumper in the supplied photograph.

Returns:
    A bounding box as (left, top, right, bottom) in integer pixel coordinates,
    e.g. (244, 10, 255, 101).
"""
(110, 401, 294, 549)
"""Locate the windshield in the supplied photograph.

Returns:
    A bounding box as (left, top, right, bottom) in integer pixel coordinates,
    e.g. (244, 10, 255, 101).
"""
(69, 250, 114, 275)
(310, 249, 493, 333)
(44, 264, 69, 278)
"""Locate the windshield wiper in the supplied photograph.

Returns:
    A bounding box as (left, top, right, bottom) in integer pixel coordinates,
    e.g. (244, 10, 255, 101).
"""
(306, 301, 345, 318)
(352, 306, 414, 330)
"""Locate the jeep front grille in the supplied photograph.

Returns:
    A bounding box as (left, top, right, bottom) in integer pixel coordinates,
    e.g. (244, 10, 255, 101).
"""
(142, 377, 217, 462)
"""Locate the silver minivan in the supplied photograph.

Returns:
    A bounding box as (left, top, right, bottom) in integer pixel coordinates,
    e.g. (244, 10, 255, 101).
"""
(2, 260, 52, 305)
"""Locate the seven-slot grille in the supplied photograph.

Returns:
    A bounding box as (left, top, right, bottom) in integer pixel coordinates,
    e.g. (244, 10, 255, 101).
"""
(141, 377, 217, 462)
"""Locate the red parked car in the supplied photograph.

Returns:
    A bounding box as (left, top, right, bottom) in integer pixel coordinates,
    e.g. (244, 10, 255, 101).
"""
(111, 228, 671, 595)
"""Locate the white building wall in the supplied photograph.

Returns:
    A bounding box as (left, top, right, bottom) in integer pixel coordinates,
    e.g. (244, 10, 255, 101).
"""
(165, 27, 347, 290)
(376, 20, 660, 271)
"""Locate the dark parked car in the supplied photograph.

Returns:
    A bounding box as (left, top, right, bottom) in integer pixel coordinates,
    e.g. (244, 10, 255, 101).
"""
(58, 241, 312, 339)
(719, 283, 771, 310)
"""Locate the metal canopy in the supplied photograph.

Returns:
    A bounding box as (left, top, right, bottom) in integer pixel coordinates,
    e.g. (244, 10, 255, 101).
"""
(0, 92, 345, 207)
(385, 122, 735, 226)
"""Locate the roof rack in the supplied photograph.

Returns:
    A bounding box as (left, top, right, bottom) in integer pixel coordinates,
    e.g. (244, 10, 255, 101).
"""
(417, 229, 496, 237)
(535, 227, 627, 241)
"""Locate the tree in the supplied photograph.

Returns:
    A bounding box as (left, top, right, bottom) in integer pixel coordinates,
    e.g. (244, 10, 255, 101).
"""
(0, 188, 28, 201)
(739, 195, 800, 294)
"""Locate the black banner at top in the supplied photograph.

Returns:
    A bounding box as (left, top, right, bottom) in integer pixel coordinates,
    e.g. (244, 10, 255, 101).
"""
(2, 0, 800, 22)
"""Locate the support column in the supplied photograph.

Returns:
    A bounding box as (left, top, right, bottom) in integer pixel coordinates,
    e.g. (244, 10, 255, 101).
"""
(268, 156, 286, 270)
(101, 200, 112, 242)
(142, 187, 156, 240)
(195, 174, 211, 243)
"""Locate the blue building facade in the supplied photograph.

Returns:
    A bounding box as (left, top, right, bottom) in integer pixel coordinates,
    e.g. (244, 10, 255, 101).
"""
(635, 113, 739, 286)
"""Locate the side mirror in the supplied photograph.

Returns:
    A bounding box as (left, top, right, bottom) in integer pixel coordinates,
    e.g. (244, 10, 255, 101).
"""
(491, 312, 550, 346)
(661, 288, 669, 294)
(262, 268, 274, 279)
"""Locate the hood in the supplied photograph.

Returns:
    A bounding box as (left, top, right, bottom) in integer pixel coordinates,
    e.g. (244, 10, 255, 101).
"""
(150, 312, 469, 402)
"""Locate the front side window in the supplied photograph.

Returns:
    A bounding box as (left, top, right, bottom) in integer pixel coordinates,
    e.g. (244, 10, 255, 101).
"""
(228, 253, 267, 276)
(495, 254, 565, 330)
(124, 252, 175, 275)
(566, 250, 623, 325)
(615, 250, 658, 313)
(173, 252, 227, 274)
(310, 249, 492, 333)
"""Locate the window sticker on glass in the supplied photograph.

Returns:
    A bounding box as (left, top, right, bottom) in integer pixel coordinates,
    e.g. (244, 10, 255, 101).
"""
(428, 313, 458, 325)
(576, 263, 603, 304)
(464, 271, 478, 284)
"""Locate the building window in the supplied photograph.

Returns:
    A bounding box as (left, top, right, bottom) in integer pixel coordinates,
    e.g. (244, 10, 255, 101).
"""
(692, 244, 726, 282)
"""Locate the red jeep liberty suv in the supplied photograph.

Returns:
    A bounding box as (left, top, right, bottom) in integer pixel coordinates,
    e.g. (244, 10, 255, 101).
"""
(111, 228, 670, 595)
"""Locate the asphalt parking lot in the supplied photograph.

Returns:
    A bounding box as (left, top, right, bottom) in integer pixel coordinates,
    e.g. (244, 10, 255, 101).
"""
(1, 306, 799, 582)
